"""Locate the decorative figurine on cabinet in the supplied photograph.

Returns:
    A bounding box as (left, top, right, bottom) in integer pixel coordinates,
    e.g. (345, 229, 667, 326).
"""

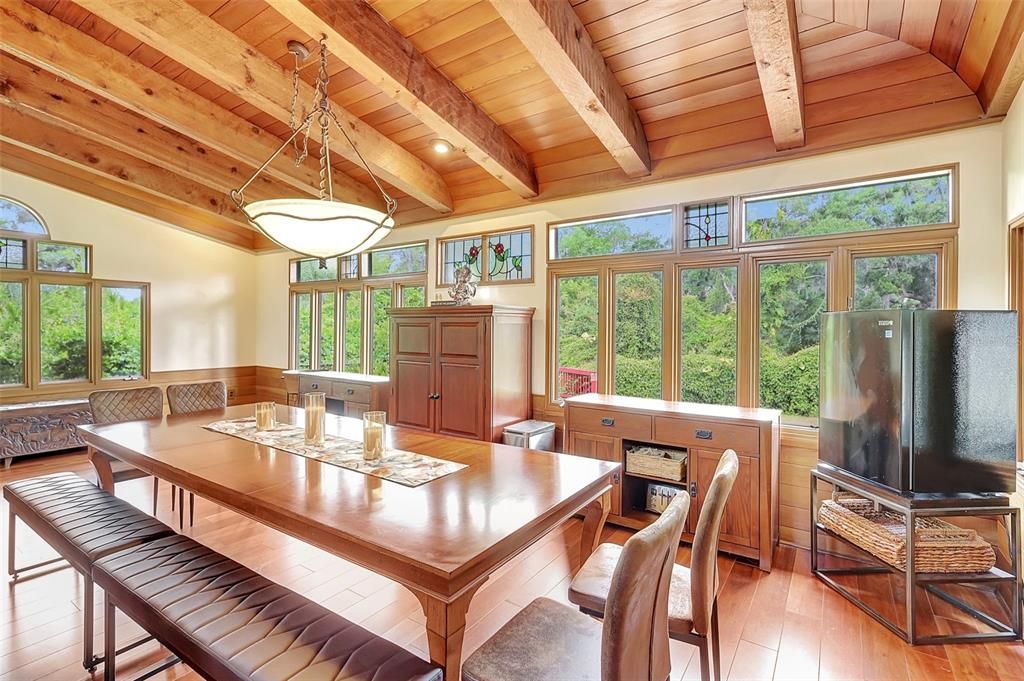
(448, 264, 477, 305)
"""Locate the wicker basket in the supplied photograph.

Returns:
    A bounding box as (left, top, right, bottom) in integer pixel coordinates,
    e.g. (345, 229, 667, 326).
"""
(625, 445, 686, 482)
(818, 496, 996, 573)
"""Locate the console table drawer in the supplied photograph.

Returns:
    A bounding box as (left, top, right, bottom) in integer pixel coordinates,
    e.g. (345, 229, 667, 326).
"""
(331, 381, 371, 403)
(569, 406, 652, 440)
(654, 416, 759, 455)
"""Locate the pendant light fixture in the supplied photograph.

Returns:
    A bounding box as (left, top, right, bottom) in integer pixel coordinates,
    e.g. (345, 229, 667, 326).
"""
(230, 37, 396, 262)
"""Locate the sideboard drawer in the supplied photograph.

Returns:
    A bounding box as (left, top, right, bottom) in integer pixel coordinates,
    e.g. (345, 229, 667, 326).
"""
(569, 406, 652, 440)
(332, 381, 371, 403)
(654, 416, 760, 455)
(299, 376, 327, 394)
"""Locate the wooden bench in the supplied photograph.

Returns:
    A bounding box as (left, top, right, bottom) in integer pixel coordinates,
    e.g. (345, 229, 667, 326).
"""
(4, 472, 174, 671)
(94, 533, 443, 681)
(0, 399, 93, 468)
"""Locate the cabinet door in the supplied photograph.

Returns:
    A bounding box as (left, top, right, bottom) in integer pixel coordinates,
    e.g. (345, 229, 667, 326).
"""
(344, 401, 371, 419)
(435, 318, 487, 440)
(567, 431, 622, 516)
(391, 318, 435, 431)
(692, 449, 758, 547)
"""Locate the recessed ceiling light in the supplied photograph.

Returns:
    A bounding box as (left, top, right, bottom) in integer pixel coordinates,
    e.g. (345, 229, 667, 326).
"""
(430, 138, 452, 154)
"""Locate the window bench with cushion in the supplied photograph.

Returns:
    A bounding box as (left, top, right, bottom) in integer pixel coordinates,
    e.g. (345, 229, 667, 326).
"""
(0, 398, 93, 468)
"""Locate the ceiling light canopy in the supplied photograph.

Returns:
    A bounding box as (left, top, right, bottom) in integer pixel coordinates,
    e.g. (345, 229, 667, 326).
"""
(230, 38, 396, 263)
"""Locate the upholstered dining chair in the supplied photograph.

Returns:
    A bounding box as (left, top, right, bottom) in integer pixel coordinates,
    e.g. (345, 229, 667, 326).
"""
(569, 449, 741, 681)
(165, 381, 227, 529)
(87, 386, 164, 514)
(461, 491, 690, 681)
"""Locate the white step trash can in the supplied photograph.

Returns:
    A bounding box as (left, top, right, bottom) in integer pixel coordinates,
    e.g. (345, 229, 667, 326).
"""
(502, 420, 556, 451)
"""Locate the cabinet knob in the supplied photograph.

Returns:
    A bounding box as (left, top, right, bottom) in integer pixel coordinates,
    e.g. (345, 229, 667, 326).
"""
(600, 417, 615, 427)
(346, 388, 355, 395)
(689, 481, 698, 497)
(311, 383, 319, 390)
(695, 429, 713, 440)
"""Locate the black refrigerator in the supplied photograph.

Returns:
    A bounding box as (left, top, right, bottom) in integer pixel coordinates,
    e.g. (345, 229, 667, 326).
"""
(819, 310, 1018, 495)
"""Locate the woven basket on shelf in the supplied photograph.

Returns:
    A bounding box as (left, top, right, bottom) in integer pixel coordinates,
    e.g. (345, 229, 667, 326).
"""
(818, 493, 996, 574)
(625, 445, 686, 482)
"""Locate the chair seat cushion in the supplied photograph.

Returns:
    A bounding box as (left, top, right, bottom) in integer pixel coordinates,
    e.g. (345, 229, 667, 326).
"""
(94, 535, 442, 681)
(568, 543, 696, 637)
(3, 472, 173, 570)
(462, 597, 602, 681)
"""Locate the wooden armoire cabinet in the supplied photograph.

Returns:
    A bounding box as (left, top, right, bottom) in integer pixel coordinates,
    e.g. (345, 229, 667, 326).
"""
(389, 305, 534, 442)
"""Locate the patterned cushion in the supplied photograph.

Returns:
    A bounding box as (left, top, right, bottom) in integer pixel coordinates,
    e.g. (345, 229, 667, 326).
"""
(3, 472, 173, 568)
(166, 381, 228, 415)
(89, 387, 163, 425)
(95, 535, 443, 681)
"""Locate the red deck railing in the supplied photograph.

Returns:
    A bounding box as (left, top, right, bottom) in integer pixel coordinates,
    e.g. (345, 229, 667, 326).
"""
(558, 367, 598, 398)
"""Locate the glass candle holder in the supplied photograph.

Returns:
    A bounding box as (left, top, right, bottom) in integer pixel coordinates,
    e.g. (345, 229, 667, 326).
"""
(304, 392, 326, 447)
(363, 411, 386, 461)
(255, 401, 276, 431)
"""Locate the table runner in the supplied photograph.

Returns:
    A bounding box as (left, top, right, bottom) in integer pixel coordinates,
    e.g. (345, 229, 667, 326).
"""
(204, 418, 466, 487)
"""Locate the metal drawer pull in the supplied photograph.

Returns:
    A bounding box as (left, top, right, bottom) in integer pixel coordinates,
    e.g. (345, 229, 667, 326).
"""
(695, 429, 713, 440)
(689, 481, 698, 497)
(600, 417, 615, 426)
(346, 388, 355, 395)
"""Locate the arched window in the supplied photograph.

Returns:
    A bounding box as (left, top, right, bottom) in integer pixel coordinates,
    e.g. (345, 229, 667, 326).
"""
(0, 196, 49, 236)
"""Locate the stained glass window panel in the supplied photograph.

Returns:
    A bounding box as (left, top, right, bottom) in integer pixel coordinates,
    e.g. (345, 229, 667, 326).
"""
(683, 202, 730, 248)
(441, 237, 482, 284)
(488, 230, 532, 281)
(0, 238, 26, 269)
(339, 255, 359, 279)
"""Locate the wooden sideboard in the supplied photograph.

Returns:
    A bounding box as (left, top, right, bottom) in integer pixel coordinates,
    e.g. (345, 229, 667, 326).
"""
(564, 393, 781, 571)
(0, 399, 93, 468)
(295, 371, 389, 418)
(389, 304, 534, 442)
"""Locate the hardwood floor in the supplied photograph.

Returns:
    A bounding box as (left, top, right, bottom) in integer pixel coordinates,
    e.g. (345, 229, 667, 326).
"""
(3, 451, 1022, 681)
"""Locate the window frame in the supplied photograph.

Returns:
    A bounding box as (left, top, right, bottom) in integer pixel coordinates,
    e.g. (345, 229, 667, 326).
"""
(609, 264, 669, 400)
(363, 240, 429, 280)
(34, 240, 93, 275)
(680, 197, 736, 252)
(95, 280, 150, 384)
(739, 165, 957, 246)
(436, 226, 535, 286)
(0, 272, 30, 389)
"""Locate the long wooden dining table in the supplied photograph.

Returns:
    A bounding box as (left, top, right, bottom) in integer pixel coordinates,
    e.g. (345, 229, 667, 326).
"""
(79, 404, 617, 680)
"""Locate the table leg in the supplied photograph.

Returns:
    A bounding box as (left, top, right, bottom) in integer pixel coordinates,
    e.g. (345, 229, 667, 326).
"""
(89, 447, 114, 492)
(414, 582, 483, 680)
(579, 488, 611, 570)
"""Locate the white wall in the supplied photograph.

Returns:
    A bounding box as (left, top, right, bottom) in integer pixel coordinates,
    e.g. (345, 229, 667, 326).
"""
(1005, 93, 1024, 225)
(0, 169, 260, 372)
(258, 124, 1010, 393)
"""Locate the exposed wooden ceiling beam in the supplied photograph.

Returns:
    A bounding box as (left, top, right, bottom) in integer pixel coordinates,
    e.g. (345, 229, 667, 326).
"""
(744, 0, 806, 150)
(977, 0, 1024, 117)
(487, 0, 650, 177)
(74, 0, 453, 213)
(0, 0, 381, 211)
(0, 55, 294, 203)
(0, 143, 260, 251)
(267, 0, 538, 198)
(0, 104, 260, 247)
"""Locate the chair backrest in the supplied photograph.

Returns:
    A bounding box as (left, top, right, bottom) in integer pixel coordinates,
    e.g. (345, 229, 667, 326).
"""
(89, 386, 164, 425)
(690, 449, 740, 635)
(166, 381, 228, 414)
(601, 490, 689, 681)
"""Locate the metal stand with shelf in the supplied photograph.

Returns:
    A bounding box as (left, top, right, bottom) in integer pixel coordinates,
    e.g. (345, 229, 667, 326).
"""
(810, 465, 1021, 645)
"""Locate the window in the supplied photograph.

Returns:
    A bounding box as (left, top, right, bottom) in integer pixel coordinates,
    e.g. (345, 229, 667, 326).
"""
(743, 170, 952, 242)
(367, 243, 427, 277)
(613, 271, 663, 398)
(341, 289, 362, 373)
(401, 285, 425, 307)
(0, 197, 48, 235)
(294, 257, 338, 282)
(683, 201, 730, 248)
(39, 282, 89, 383)
(318, 291, 336, 370)
(853, 253, 938, 310)
(370, 288, 392, 376)
(1, 238, 27, 269)
(438, 228, 534, 284)
(294, 292, 312, 371)
(0, 281, 25, 386)
(680, 266, 737, 405)
(340, 254, 359, 279)
(758, 260, 828, 426)
(36, 242, 89, 273)
(555, 274, 599, 398)
(101, 285, 144, 379)
(551, 209, 673, 260)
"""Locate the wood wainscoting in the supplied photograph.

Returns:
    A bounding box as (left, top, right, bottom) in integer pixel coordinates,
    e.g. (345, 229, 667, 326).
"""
(532, 394, 819, 551)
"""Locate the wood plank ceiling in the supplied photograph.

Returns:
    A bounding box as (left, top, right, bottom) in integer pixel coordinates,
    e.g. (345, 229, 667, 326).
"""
(1, 0, 1022, 250)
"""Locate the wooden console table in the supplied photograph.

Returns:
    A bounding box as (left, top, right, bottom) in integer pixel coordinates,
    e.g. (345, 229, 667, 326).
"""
(0, 398, 93, 467)
(564, 393, 781, 571)
(295, 371, 389, 418)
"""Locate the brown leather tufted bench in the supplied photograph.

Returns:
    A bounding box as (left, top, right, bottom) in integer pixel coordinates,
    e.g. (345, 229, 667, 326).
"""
(4, 472, 175, 671)
(94, 534, 443, 681)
